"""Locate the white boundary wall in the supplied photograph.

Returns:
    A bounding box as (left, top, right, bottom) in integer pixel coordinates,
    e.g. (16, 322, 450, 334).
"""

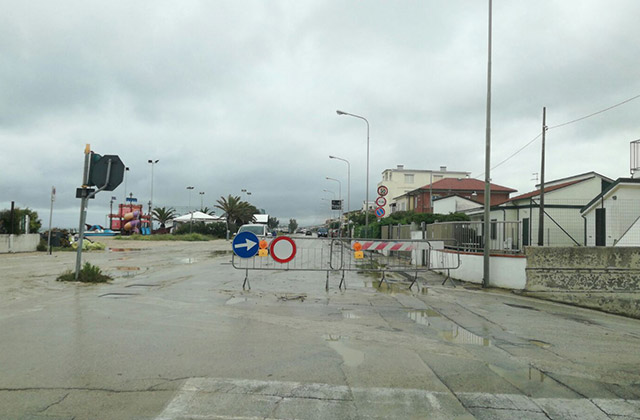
(0, 234, 40, 253)
(411, 231, 527, 290)
(434, 250, 527, 290)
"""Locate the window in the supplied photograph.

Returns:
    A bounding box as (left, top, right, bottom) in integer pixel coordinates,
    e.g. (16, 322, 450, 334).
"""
(404, 174, 414, 184)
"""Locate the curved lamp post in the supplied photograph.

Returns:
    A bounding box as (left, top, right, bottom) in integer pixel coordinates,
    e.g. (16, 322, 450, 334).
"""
(337, 110, 370, 237)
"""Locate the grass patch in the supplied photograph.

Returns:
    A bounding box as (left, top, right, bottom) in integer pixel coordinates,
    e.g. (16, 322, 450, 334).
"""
(57, 262, 112, 283)
(114, 233, 214, 241)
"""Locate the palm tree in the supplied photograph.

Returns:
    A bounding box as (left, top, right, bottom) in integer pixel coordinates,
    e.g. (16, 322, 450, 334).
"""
(200, 207, 216, 216)
(215, 195, 258, 233)
(152, 206, 177, 229)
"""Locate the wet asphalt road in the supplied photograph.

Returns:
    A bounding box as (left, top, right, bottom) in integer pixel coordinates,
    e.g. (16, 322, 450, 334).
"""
(1, 237, 640, 419)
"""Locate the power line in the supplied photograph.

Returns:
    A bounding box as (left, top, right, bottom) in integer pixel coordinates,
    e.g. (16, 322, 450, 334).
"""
(474, 93, 640, 178)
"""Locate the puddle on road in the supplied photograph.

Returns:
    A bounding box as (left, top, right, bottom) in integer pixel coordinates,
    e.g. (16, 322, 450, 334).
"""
(225, 297, 249, 305)
(323, 335, 365, 368)
(99, 292, 138, 298)
(115, 266, 140, 271)
(364, 281, 428, 295)
(489, 364, 549, 385)
(179, 257, 197, 264)
(125, 284, 157, 288)
(342, 310, 359, 319)
(407, 309, 491, 346)
(211, 250, 233, 257)
(528, 339, 552, 349)
(108, 248, 147, 252)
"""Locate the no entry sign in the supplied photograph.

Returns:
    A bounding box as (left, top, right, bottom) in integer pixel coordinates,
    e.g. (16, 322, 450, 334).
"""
(270, 236, 297, 263)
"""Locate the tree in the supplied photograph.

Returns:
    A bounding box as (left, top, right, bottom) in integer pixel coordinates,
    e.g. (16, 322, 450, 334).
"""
(0, 208, 41, 234)
(215, 195, 259, 233)
(268, 216, 279, 229)
(152, 207, 177, 228)
(200, 207, 216, 216)
(288, 218, 298, 234)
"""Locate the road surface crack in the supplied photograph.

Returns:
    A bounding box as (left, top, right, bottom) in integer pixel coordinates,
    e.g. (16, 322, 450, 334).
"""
(38, 392, 69, 412)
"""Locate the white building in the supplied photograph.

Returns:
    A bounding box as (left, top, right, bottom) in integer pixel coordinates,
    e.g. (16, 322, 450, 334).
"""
(581, 178, 640, 246)
(466, 172, 613, 247)
(377, 165, 470, 216)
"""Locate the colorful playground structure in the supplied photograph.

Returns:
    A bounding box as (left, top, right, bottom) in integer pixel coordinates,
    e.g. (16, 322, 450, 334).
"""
(110, 204, 152, 235)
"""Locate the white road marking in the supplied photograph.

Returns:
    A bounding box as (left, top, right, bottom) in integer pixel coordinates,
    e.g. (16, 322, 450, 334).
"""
(156, 378, 640, 420)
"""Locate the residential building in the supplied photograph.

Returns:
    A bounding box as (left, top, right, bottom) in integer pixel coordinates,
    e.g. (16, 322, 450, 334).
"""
(467, 172, 613, 247)
(432, 194, 483, 214)
(377, 165, 470, 216)
(399, 178, 516, 214)
(581, 178, 640, 246)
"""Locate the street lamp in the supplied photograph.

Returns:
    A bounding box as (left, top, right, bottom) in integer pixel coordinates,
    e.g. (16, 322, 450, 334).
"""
(326, 176, 342, 236)
(123, 167, 130, 203)
(199, 191, 205, 211)
(186, 186, 195, 233)
(329, 155, 350, 232)
(148, 159, 159, 230)
(186, 186, 194, 210)
(337, 109, 370, 237)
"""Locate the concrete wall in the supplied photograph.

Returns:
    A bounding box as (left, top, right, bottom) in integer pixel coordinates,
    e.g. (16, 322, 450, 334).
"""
(0, 234, 40, 253)
(431, 249, 527, 290)
(525, 246, 640, 319)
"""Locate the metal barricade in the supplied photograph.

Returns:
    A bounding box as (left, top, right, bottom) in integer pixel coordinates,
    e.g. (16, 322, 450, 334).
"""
(231, 236, 460, 290)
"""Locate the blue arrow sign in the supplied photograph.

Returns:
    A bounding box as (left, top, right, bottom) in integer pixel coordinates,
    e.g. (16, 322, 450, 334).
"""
(232, 231, 260, 258)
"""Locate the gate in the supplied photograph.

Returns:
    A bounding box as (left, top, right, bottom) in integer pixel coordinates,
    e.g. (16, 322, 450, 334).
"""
(231, 236, 460, 290)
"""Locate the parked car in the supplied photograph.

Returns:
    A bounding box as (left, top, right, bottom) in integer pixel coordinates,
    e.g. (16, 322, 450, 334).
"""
(317, 228, 328, 237)
(305, 230, 312, 236)
(237, 224, 270, 237)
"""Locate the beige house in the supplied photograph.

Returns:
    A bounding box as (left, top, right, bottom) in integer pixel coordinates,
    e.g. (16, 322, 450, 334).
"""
(376, 165, 470, 217)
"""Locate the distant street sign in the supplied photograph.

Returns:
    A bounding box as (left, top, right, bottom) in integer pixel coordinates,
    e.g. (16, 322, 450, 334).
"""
(270, 236, 297, 263)
(377, 185, 389, 197)
(375, 207, 385, 218)
(375, 196, 387, 207)
(331, 199, 342, 210)
(232, 231, 260, 258)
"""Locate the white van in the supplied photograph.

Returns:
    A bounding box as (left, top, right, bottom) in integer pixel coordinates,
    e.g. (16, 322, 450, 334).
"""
(237, 224, 270, 237)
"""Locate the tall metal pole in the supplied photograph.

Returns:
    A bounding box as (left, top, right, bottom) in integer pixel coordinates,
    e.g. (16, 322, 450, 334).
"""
(336, 110, 370, 237)
(123, 167, 129, 203)
(538, 107, 547, 246)
(329, 155, 350, 236)
(482, 0, 493, 288)
(75, 145, 92, 280)
(47, 186, 55, 255)
(148, 160, 158, 231)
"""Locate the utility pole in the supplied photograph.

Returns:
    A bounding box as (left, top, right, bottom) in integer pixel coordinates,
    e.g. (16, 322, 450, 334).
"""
(482, 0, 492, 288)
(538, 107, 547, 246)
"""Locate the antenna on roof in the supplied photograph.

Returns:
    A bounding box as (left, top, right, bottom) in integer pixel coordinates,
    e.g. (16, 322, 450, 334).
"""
(531, 172, 539, 182)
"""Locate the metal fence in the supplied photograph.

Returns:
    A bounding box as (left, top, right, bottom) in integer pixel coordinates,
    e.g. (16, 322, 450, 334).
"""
(231, 236, 460, 290)
(426, 221, 522, 253)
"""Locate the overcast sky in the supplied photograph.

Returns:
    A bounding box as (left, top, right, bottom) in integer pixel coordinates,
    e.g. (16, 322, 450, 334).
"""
(2, 0, 639, 229)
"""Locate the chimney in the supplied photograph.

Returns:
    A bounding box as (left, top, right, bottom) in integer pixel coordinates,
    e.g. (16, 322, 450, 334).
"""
(397, 164, 404, 170)
(440, 166, 447, 172)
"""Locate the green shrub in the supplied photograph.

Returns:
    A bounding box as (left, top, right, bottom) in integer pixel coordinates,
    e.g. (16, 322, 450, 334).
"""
(57, 262, 112, 283)
(36, 240, 47, 252)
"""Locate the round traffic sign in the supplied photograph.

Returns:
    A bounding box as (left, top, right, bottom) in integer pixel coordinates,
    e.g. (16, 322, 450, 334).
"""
(232, 231, 260, 258)
(375, 196, 387, 207)
(270, 236, 297, 263)
(375, 207, 385, 218)
(377, 185, 388, 196)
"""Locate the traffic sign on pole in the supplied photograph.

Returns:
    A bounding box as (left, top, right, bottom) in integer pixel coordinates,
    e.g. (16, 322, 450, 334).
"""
(270, 236, 297, 263)
(232, 231, 260, 258)
(375, 207, 385, 218)
(377, 185, 388, 196)
(375, 196, 387, 207)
